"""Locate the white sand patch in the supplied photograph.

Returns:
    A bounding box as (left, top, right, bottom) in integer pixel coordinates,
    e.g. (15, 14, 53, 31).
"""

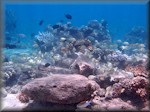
(1, 93, 29, 111)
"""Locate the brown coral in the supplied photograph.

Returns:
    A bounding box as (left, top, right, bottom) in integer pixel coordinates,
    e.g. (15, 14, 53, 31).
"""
(74, 39, 92, 52)
(136, 88, 147, 99)
(125, 63, 148, 77)
(18, 92, 30, 103)
(78, 62, 94, 76)
(131, 76, 148, 89)
(110, 76, 149, 102)
(87, 45, 94, 51)
(130, 76, 149, 102)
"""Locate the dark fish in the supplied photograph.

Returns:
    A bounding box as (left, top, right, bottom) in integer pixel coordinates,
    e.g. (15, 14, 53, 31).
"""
(44, 63, 50, 67)
(52, 24, 60, 29)
(65, 14, 72, 20)
(4, 56, 9, 62)
(101, 19, 108, 28)
(4, 44, 17, 49)
(39, 20, 44, 26)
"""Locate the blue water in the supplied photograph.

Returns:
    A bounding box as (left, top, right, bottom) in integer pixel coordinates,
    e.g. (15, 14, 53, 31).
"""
(4, 2, 148, 43)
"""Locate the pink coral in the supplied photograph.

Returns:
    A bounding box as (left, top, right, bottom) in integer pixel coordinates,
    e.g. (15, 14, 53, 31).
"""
(110, 76, 148, 102)
(18, 92, 30, 103)
(125, 63, 148, 77)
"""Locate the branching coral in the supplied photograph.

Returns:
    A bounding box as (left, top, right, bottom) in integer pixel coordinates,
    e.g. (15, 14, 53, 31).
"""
(35, 31, 56, 53)
(106, 52, 127, 69)
(86, 19, 111, 42)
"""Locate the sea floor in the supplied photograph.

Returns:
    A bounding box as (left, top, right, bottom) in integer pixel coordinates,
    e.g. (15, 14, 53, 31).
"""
(1, 47, 149, 111)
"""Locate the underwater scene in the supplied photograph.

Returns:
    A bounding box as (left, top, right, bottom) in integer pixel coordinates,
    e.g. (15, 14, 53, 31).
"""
(1, 1, 150, 111)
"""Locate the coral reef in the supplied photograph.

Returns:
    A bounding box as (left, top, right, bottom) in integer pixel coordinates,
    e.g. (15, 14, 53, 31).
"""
(124, 26, 147, 44)
(106, 52, 127, 69)
(91, 98, 137, 111)
(117, 42, 147, 56)
(108, 76, 148, 102)
(35, 32, 56, 53)
(2, 62, 20, 86)
(125, 62, 148, 77)
(1, 19, 149, 111)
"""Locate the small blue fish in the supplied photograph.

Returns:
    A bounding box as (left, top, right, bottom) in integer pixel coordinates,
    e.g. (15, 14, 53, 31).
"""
(77, 100, 92, 108)
(5, 44, 17, 49)
(16, 33, 26, 38)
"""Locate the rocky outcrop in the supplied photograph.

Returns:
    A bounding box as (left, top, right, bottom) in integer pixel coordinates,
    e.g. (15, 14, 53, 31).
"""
(70, 60, 95, 76)
(19, 74, 100, 104)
